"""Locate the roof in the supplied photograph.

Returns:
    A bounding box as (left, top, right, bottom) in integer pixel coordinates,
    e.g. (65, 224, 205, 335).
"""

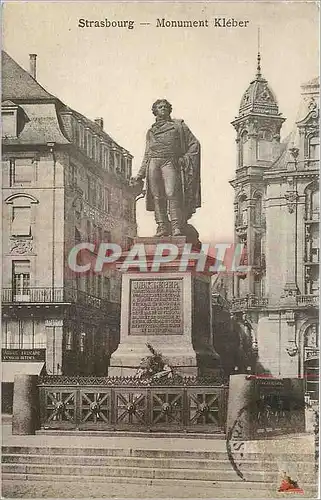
(238, 54, 280, 117)
(2, 51, 55, 101)
(2, 51, 132, 155)
(301, 76, 320, 88)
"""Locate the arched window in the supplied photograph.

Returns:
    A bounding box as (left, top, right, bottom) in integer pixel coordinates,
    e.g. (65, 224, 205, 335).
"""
(309, 136, 320, 160)
(258, 129, 272, 141)
(239, 130, 248, 167)
(6, 194, 38, 238)
(303, 323, 319, 401)
(305, 183, 319, 221)
(312, 189, 319, 220)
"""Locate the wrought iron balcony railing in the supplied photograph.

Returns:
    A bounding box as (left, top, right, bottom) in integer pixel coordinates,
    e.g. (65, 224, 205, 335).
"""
(1, 287, 120, 313)
(296, 295, 319, 307)
(231, 296, 269, 311)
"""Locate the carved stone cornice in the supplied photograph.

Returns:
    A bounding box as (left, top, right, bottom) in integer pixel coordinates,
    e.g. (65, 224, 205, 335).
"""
(9, 239, 35, 255)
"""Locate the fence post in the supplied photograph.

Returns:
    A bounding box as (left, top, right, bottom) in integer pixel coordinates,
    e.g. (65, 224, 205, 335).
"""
(12, 375, 40, 435)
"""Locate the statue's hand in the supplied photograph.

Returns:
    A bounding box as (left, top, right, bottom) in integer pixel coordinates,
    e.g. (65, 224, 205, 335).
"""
(129, 176, 144, 195)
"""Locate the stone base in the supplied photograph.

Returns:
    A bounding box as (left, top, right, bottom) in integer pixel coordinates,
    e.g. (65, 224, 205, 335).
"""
(109, 237, 220, 379)
(109, 338, 197, 377)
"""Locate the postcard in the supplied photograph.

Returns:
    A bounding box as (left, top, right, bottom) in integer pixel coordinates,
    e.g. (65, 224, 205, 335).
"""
(1, 1, 319, 499)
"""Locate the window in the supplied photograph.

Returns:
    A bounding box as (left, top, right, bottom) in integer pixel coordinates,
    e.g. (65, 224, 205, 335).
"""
(12, 206, 31, 237)
(89, 178, 96, 206)
(254, 195, 262, 224)
(238, 197, 248, 226)
(79, 123, 85, 149)
(305, 183, 319, 221)
(84, 128, 88, 152)
(75, 227, 81, 244)
(103, 276, 110, 299)
(92, 135, 97, 160)
(10, 158, 34, 185)
(2, 111, 17, 137)
(258, 129, 272, 141)
(110, 149, 115, 171)
(87, 220, 92, 241)
(13, 261, 30, 301)
(87, 132, 93, 158)
(96, 275, 102, 297)
(72, 119, 79, 144)
(304, 324, 319, 401)
(121, 156, 126, 176)
(239, 130, 248, 166)
(309, 136, 320, 160)
(311, 190, 319, 220)
(127, 158, 132, 179)
(97, 183, 103, 209)
(104, 188, 110, 213)
(103, 146, 109, 170)
(254, 233, 262, 266)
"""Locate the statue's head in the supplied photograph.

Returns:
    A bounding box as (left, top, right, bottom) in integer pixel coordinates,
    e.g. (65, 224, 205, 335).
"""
(152, 99, 172, 118)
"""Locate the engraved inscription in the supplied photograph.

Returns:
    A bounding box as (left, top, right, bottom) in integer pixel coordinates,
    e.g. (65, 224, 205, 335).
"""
(130, 279, 183, 335)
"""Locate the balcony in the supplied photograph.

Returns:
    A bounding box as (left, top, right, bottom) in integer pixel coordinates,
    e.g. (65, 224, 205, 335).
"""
(296, 295, 319, 307)
(231, 296, 269, 312)
(1, 287, 120, 314)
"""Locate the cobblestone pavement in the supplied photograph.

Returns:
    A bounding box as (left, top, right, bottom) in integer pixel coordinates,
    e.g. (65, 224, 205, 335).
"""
(3, 479, 317, 499)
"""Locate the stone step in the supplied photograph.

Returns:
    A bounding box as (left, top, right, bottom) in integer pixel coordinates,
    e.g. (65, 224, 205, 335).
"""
(2, 453, 316, 473)
(37, 429, 226, 439)
(2, 446, 316, 462)
(2, 463, 317, 484)
(1, 474, 318, 495)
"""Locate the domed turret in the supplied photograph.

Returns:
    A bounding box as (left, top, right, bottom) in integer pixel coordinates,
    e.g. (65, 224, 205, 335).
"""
(239, 54, 280, 116)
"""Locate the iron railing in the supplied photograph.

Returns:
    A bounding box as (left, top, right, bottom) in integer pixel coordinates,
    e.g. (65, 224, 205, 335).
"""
(231, 296, 269, 311)
(251, 376, 306, 438)
(38, 376, 228, 433)
(297, 295, 319, 307)
(2, 287, 120, 313)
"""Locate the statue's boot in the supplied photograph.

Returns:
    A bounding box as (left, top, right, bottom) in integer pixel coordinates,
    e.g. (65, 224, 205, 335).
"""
(169, 199, 184, 237)
(154, 197, 170, 237)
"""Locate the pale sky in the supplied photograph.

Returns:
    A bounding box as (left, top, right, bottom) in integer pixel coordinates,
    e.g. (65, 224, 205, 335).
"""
(3, 1, 319, 244)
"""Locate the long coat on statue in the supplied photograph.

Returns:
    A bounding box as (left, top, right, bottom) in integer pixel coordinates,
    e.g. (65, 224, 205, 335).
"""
(138, 118, 201, 222)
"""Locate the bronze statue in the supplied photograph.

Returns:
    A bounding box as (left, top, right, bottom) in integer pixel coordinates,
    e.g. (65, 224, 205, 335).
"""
(131, 99, 201, 237)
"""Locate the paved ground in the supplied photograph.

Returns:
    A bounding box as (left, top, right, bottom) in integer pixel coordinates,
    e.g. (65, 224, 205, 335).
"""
(2, 479, 318, 499)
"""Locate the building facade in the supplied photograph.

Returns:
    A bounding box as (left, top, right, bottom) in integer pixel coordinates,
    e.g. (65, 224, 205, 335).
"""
(230, 55, 319, 401)
(2, 52, 137, 404)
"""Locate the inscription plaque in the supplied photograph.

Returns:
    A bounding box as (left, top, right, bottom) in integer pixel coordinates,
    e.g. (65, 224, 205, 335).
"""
(129, 279, 183, 335)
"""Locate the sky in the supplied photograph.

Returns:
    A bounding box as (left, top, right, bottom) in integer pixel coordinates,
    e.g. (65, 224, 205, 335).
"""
(3, 1, 319, 244)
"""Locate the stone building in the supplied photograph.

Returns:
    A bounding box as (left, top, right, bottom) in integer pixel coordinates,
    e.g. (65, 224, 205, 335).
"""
(229, 54, 319, 401)
(1, 51, 136, 406)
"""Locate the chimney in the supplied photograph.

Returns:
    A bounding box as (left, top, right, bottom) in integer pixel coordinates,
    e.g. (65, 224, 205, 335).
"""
(94, 117, 104, 129)
(29, 54, 37, 79)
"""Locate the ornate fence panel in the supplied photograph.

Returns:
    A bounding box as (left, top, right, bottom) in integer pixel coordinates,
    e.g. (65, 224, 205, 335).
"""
(38, 376, 228, 433)
(250, 377, 305, 439)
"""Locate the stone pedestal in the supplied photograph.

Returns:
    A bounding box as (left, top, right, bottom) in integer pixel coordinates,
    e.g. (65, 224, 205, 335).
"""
(109, 237, 220, 377)
(12, 375, 40, 435)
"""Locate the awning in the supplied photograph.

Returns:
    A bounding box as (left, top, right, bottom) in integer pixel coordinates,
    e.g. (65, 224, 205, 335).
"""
(2, 362, 45, 383)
